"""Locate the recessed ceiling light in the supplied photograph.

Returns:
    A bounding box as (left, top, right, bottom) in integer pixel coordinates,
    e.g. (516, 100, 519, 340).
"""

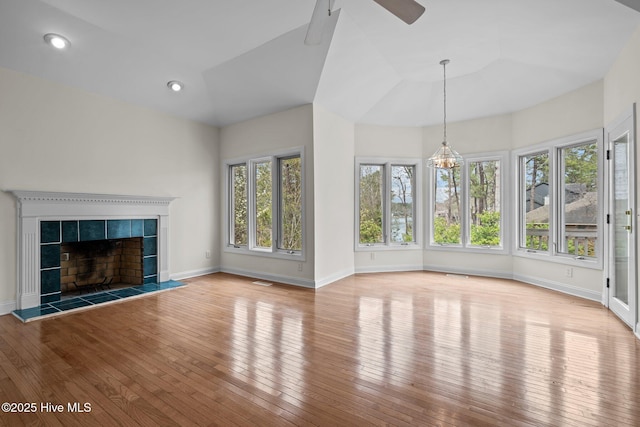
(44, 33, 70, 49)
(167, 80, 184, 92)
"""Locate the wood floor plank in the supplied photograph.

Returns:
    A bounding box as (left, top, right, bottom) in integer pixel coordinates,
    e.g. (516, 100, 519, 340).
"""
(1, 271, 640, 426)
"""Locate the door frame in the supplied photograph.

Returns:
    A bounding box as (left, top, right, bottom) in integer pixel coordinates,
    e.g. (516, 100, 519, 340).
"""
(604, 104, 637, 332)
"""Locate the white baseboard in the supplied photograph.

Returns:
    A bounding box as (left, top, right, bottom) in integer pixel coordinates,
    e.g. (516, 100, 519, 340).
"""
(170, 266, 220, 281)
(355, 264, 424, 274)
(315, 267, 355, 289)
(220, 267, 316, 289)
(513, 273, 602, 302)
(422, 264, 514, 280)
(0, 299, 17, 316)
(423, 265, 602, 302)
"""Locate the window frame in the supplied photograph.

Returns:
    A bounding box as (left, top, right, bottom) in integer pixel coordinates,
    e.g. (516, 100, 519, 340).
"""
(427, 151, 509, 254)
(224, 147, 305, 260)
(354, 157, 423, 251)
(512, 129, 603, 269)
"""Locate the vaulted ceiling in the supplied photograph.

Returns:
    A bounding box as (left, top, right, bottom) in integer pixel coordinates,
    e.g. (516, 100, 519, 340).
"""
(1, 0, 639, 127)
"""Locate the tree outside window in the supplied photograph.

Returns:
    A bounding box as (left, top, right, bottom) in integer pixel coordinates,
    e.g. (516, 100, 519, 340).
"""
(230, 164, 247, 246)
(359, 165, 384, 244)
(254, 160, 272, 249)
(520, 152, 550, 251)
(433, 167, 461, 244)
(279, 156, 302, 251)
(391, 165, 415, 243)
(469, 160, 501, 247)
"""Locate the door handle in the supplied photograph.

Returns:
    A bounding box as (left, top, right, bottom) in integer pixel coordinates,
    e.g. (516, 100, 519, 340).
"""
(626, 209, 632, 233)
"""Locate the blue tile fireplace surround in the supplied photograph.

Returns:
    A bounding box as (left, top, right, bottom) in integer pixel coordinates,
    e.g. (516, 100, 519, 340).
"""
(9, 190, 176, 313)
(39, 218, 159, 304)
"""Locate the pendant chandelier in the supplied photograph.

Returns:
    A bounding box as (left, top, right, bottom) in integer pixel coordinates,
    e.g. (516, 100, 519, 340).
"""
(426, 59, 464, 169)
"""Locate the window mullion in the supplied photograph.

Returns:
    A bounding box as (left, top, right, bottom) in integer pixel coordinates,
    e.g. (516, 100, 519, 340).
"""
(384, 163, 391, 245)
(272, 155, 279, 252)
(549, 147, 558, 256)
(247, 159, 257, 250)
(461, 163, 469, 247)
(554, 147, 562, 255)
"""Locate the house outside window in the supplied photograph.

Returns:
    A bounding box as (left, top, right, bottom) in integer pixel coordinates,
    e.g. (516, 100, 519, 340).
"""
(514, 130, 602, 266)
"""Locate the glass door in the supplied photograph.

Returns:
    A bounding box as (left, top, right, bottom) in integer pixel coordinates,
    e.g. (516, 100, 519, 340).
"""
(607, 108, 636, 328)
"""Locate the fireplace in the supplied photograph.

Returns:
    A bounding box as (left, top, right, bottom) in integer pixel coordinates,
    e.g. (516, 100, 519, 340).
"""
(10, 191, 175, 309)
(60, 238, 143, 295)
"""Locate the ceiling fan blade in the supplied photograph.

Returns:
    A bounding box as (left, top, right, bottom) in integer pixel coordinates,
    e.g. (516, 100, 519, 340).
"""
(373, 0, 425, 25)
(613, 0, 640, 13)
(305, 0, 334, 45)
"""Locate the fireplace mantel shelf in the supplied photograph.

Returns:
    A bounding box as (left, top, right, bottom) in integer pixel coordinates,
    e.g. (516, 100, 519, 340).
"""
(10, 190, 176, 206)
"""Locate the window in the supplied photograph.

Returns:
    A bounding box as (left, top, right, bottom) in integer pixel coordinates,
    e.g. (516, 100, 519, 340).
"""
(278, 156, 302, 252)
(230, 164, 247, 246)
(253, 159, 272, 250)
(468, 159, 502, 247)
(519, 152, 550, 251)
(558, 142, 598, 257)
(514, 130, 602, 265)
(428, 152, 507, 252)
(390, 165, 416, 243)
(432, 166, 462, 244)
(359, 164, 384, 244)
(356, 158, 421, 249)
(226, 150, 304, 258)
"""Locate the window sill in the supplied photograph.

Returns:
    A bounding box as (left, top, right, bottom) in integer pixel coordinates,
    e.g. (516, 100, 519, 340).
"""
(426, 244, 510, 255)
(224, 245, 305, 261)
(355, 243, 422, 252)
(513, 248, 602, 270)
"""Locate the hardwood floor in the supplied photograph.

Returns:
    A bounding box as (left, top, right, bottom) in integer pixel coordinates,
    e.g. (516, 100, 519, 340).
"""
(0, 271, 639, 426)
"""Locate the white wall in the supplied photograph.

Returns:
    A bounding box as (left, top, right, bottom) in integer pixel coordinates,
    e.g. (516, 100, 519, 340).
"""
(0, 67, 220, 313)
(312, 106, 355, 285)
(219, 104, 316, 286)
(423, 114, 513, 156)
(604, 25, 640, 125)
(512, 80, 604, 149)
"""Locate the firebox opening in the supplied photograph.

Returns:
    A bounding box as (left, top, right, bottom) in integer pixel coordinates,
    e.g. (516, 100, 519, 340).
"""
(60, 237, 143, 299)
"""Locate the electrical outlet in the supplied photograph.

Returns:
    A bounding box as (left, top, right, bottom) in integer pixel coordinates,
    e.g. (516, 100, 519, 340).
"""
(205, 250, 211, 259)
(565, 267, 573, 278)
(370, 252, 375, 261)
(298, 262, 303, 272)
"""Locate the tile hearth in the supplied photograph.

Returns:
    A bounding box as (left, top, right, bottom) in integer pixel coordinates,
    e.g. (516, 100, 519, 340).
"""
(12, 280, 184, 322)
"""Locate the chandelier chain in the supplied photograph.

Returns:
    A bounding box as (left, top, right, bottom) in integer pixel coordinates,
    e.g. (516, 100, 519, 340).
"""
(443, 60, 447, 143)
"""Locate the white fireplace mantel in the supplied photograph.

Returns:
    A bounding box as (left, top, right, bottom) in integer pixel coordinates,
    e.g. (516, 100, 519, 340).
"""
(9, 190, 176, 310)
